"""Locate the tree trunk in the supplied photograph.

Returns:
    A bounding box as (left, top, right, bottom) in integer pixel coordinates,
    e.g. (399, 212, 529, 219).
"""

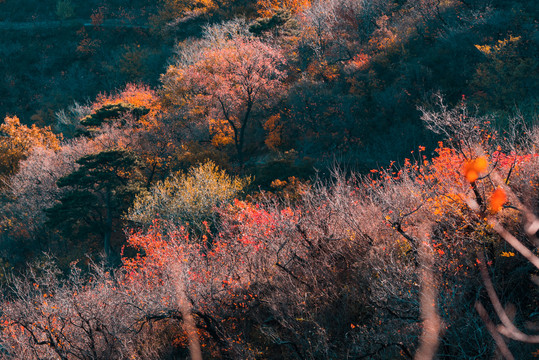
(237, 101, 253, 169)
(172, 263, 203, 360)
(104, 186, 113, 263)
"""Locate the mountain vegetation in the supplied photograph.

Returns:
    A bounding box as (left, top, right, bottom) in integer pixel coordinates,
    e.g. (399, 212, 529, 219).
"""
(0, 0, 538, 358)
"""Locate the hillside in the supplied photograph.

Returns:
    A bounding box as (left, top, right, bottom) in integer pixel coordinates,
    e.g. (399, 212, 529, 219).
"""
(0, 0, 538, 358)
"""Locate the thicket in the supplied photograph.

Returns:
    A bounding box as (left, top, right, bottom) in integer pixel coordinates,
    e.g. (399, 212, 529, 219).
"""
(1, 103, 539, 358)
(0, 0, 538, 358)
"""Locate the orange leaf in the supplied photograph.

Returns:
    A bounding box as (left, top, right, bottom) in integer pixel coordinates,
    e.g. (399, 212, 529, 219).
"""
(464, 157, 488, 182)
(490, 188, 507, 213)
(465, 169, 478, 183)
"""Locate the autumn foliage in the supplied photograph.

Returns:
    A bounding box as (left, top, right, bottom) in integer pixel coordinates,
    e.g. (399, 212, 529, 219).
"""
(162, 35, 286, 166)
(3, 103, 539, 357)
(0, 0, 539, 358)
(90, 83, 162, 127)
(463, 156, 488, 183)
(489, 188, 507, 213)
(0, 116, 60, 180)
(256, 0, 311, 16)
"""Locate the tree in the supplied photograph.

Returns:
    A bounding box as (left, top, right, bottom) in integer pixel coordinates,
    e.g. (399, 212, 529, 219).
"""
(128, 161, 250, 234)
(80, 103, 150, 129)
(472, 35, 539, 114)
(162, 36, 286, 167)
(150, 0, 221, 30)
(249, 10, 293, 36)
(0, 138, 96, 263)
(0, 116, 60, 183)
(299, 0, 392, 61)
(89, 83, 161, 128)
(256, 0, 311, 16)
(46, 150, 144, 262)
(0, 259, 185, 360)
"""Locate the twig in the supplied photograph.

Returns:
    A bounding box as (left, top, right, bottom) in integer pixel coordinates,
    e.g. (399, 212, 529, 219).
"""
(475, 302, 514, 360)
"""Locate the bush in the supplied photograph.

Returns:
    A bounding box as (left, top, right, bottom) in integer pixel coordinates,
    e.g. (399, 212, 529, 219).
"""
(128, 161, 250, 234)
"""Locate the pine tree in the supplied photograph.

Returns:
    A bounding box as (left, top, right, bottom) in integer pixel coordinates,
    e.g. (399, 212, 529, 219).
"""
(46, 150, 144, 262)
